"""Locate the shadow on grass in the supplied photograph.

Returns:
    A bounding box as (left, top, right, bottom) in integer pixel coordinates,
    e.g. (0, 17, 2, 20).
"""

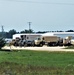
(0, 62, 74, 75)
(65, 45, 74, 49)
(0, 49, 11, 51)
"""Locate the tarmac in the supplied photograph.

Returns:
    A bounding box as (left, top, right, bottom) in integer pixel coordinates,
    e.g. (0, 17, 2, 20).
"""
(2, 45, 74, 52)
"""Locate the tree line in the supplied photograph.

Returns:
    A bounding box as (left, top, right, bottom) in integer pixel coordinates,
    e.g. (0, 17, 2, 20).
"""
(0, 29, 74, 38)
(0, 29, 34, 38)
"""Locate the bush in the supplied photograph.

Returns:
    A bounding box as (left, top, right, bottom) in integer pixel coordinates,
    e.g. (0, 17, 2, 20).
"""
(0, 38, 6, 49)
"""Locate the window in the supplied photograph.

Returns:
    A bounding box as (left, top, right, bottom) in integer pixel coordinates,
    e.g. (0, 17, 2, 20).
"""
(42, 37, 44, 40)
(27, 37, 29, 39)
(38, 38, 40, 40)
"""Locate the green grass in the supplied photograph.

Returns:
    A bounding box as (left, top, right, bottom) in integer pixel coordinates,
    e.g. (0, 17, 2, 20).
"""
(0, 50, 74, 75)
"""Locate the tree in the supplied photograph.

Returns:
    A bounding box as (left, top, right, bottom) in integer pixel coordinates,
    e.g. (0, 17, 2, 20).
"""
(36, 31, 46, 33)
(66, 30, 74, 32)
(8, 29, 17, 38)
(20, 29, 34, 33)
(0, 38, 6, 49)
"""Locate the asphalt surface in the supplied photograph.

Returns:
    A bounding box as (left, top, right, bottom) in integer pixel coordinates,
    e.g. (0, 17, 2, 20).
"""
(2, 46, 74, 52)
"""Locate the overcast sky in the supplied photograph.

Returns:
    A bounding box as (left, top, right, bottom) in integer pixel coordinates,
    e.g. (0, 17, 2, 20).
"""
(0, 0, 74, 32)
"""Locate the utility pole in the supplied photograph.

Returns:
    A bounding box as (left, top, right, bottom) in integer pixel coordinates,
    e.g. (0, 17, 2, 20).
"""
(1, 25, 4, 38)
(2, 25, 4, 32)
(28, 22, 32, 33)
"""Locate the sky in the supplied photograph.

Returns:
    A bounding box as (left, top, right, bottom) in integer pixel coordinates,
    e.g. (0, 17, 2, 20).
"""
(0, 0, 74, 32)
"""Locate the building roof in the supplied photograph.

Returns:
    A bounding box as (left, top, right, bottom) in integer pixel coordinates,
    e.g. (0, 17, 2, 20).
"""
(45, 32, 74, 35)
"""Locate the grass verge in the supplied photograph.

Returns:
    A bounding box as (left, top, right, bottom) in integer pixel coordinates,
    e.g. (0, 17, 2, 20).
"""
(0, 50, 74, 75)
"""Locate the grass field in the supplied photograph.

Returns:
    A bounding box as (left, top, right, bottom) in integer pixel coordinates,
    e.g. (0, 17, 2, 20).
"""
(0, 50, 74, 75)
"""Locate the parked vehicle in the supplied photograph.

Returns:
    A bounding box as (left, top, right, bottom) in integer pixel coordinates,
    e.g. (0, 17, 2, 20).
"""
(34, 36, 60, 46)
(63, 36, 72, 46)
(70, 37, 74, 45)
(10, 34, 72, 47)
(34, 36, 72, 46)
(10, 34, 41, 46)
